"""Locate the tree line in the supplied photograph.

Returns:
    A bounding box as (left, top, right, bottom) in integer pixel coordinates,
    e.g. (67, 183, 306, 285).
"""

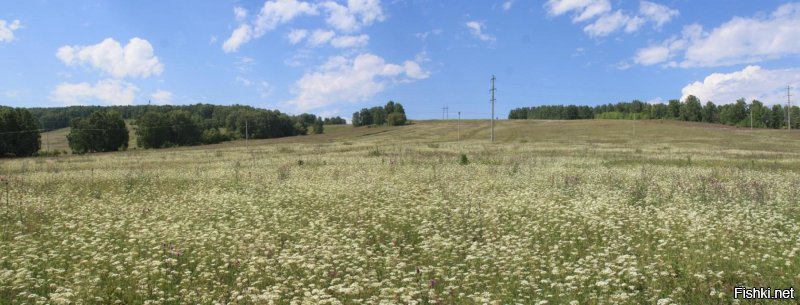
(0, 104, 348, 157)
(28, 104, 347, 131)
(509, 96, 800, 129)
(352, 101, 407, 126)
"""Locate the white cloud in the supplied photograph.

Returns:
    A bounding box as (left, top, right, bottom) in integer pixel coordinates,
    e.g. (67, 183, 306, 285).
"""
(415, 29, 442, 40)
(223, 24, 253, 53)
(257, 81, 273, 98)
(639, 0, 678, 28)
(545, 0, 678, 37)
(56, 37, 164, 79)
(254, 0, 318, 36)
(236, 77, 273, 98)
(633, 3, 800, 68)
(0, 19, 21, 43)
(330, 34, 369, 48)
(322, 0, 385, 32)
(151, 89, 173, 104)
(633, 45, 670, 65)
(287, 28, 308, 44)
(573, 0, 611, 22)
(681, 65, 800, 105)
(583, 10, 642, 37)
(466, 21, 495, 43)
(502, 0, 514, 11)
(234, 7, 248, 23)
(284, 53, 429, 111)
(50, 79, 139, 105)
(223, 0, 318, 52)
(308, 29, 336, 46)
(234, 56, 256, 72)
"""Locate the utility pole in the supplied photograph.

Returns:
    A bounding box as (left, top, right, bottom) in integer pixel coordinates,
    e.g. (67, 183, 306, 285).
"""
(788, 85, 793, 130)
(490, 75, 496, 143)
(245, 120, 249, 150)
(458, 111, 461, 141)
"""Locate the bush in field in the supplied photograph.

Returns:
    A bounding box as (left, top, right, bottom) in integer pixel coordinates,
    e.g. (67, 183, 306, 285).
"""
(0, 107, 40, 157)
(67, 110, 128, 154)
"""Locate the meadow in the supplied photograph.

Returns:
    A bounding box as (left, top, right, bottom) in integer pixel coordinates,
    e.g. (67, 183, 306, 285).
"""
(1, 120, 799, 304)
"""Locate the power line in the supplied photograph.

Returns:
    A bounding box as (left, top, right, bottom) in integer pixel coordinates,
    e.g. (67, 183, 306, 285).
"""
(788, 85, 792, 130)
(490, 75, 496, 143)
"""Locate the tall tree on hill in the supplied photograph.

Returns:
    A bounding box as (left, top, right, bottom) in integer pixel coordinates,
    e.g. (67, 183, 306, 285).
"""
(680, 95, 702, 122)
(0, 107, 40, 157)
(67, 110, 128, 154)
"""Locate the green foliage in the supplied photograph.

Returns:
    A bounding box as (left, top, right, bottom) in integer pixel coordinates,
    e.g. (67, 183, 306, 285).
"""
(459, 153, 469, 165)
(136, 110, 202, 149)
(200, 128, 231, 144)
(0, 107, 40, 157)
(509, 96, 800, 130)
(679, 95, 702, 122)
(312, 118, 324, 134)
(67, 111, 128, 154)
(353, 101, 407, 127)
(323, 116, 346, 125)
(386, 112, 407, 126)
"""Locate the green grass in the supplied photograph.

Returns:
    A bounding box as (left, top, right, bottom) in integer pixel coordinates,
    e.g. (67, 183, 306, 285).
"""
(3, 119, 799, 304)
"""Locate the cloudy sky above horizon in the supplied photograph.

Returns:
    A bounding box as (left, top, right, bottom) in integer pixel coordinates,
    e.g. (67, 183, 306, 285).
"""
(1, 0, 800, 119)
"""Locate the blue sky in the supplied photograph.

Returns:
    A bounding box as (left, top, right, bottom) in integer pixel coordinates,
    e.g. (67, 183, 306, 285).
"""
(2, 0, 800, 120)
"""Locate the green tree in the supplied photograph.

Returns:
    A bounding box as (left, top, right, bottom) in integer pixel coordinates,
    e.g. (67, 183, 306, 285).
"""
(667, 100, 681, 118)
(136, 112, 171, 148)
(67, 110, 128, 154)
(702, 102, 717, 123)
(386, 112, 407, 126)
(312, 118, 324, 134)
(770, 104, 784, 129)
(0, 107, 40, 157)
(680, 95, 702, 122)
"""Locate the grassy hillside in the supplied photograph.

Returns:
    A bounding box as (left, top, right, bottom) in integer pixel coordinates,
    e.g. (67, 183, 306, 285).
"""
(3, 120, 799, 304)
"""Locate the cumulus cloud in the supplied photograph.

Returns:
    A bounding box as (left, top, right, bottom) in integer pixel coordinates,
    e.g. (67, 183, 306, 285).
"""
(151, 89, 173, 104)
(330, 34, 369, 48)
(50, 79, 139, 105)
(223, 0, 318, 52)
(681, 65, 800, 105)
(222, 0, 385, 51)
(284, 53, 429, 111)
(56, 37, 164, 79)
(0, 19, 21, 43)
(321, 0, 384, 32)
(632, 3, 800, 68)
(466, 21, 495, 43)
(545, 0, 678, 37)
(287, 28, 309, 44)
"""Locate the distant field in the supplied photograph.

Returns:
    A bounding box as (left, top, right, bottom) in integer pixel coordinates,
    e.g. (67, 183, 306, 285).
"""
(3, 120, 800, 304)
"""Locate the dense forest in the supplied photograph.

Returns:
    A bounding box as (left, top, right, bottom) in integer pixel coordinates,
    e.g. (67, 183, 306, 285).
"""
(509, 95, 800, 129)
